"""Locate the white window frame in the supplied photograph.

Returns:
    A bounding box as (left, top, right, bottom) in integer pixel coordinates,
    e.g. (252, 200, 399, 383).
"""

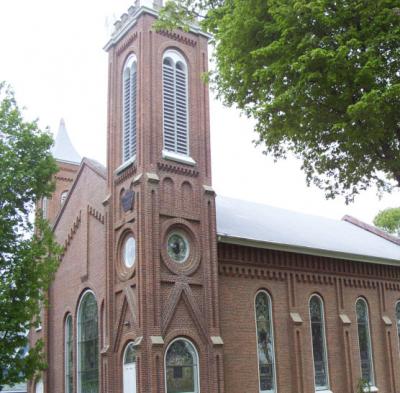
(123, 341, 138, 393)
(355, 297, 377, 392)
(122, 53, 137, 164)
(254, 290, 277, 393)
(65, 314, 73, 393)
(164, 337, 200, 393)
(77, 289, 99, 393)
(162, 49, 193, 163)
(308, 294, 331, 393)
(396, 301, 400, 355)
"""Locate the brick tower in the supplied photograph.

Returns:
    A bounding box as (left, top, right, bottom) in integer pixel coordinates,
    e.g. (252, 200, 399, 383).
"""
(103, 2, 224, 393)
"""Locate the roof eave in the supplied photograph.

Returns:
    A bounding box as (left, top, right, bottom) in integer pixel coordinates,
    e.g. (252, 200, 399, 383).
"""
(217, 234, 400, 267)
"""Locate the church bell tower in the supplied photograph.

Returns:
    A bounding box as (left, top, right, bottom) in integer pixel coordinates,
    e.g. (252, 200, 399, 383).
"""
(103, 2, 224, 392)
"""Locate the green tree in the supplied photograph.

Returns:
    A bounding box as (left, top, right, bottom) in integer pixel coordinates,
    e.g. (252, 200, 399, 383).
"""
(0, 83, 61, 387)
(373, 207, 400, 235)
(156, 0, 400, 202)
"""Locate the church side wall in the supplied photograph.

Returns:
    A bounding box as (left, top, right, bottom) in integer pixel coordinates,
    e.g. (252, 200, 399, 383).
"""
(218, 242, 400, 393)
(44, 167, 106, 393)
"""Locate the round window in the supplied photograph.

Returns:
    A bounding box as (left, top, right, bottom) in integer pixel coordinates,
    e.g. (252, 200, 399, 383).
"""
(123, 235, 136, 268)
(167, 232, 190, 263)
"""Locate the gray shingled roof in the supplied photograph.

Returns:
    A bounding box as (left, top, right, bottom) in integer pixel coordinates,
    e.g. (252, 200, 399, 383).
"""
(216, 196, 400, 264)
(51, 119, 81, 164)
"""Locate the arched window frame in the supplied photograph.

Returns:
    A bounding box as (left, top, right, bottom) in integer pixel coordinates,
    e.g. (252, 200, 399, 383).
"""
(355, 297, 375, 388)
(61, 190, 69, 206)
(308, 294, 330, 392)
(77, 290, 99, 393)
(65, 314, 73, 393)
(122, 53, 138, 164)
(254, 290, 277, 393)
(162, 49, 194, 165)
(164, 337, 200, 393)
(122, 341, 138, 393)
(396, 301, 400, 355)
(35, 378, 43, 393)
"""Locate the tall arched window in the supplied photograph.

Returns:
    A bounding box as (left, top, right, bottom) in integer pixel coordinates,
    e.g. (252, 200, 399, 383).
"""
(255, 291, 276, 393)
(123, 342, 137, 393)
(396, 301, 400, 353)
(165, 338, 199, 393)
(356, 298, 374, 386)
(122, 54, 137, 163)
(42, 197, 48, 219)
(65, 314, 73, 393)
(162, 50, 189, 156)
(77, 291, 99, 393)
(309, 295, 329, 391)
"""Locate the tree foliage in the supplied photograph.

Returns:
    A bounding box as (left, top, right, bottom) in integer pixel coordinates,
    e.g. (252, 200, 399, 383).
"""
(156, 0, 400, 202)
(373, 207, 400, 235)
(0, 83, 61, 387)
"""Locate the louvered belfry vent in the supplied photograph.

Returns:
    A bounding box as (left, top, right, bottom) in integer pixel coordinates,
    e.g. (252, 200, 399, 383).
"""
(122, 54, 137, 163)
(163, 50, 189, 156)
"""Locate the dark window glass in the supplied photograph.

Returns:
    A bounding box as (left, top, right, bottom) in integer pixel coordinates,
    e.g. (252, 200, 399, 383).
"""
(78, 292, 99, 393)
(396, 302, 400, 353)
(309, 296, 329, 389)
(166, 339, 198, 393)
(255, 292, 276, 392)
(356, 299, 374, 385)
(65, 315, 73, 393)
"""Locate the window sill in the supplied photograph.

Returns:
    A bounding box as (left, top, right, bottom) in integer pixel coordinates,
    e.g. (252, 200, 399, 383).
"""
(35, 326, 42, 332)
(115, 155, 136, 175)
(316, 390, 333, 393)
(364, 387, 378, 393)
(162, 150, 195, 166)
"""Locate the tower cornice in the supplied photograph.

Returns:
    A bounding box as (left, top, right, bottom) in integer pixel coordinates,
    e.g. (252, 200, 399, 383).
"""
(103, 5, 211, 52)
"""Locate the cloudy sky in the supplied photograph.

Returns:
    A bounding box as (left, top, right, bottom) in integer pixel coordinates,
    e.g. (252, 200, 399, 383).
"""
(0, 0, 399, 224)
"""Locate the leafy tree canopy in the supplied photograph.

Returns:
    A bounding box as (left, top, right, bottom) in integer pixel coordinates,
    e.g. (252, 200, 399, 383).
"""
(156, 0, 400, 202)
(0, 83, 61, 387)
(373, 207, 400, 235)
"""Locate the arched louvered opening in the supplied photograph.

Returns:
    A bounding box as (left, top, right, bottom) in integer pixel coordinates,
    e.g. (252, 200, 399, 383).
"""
(122, 54, 137, 163)
(162, 50, 189, 156)
(65, 314, 73, 393)
(309, 295, 330, 391)
(77, 290, 99, 393)
(165, 338, 199, 393)
(356, 298, 375, 386)
(255, 290, 276, 393)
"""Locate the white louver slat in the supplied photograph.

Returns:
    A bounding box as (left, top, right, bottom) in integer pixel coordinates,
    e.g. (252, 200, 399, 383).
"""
(123, 73, 131, 162)
(163, 63, 176, 151)
(130, 67, 137, 159)
(122, 57, 137, 164)
(162, 53, 189, 157)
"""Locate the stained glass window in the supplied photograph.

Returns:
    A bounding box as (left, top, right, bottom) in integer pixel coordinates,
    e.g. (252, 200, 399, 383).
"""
(396, 302, 400, 353)
(309, 295, 329, 390)
(65, 314, 73, 393)
(166, 339, 198, 393)
(78, 291, 99, 393)
(255, 291, 276, 393)
(356, 298, 374, 385)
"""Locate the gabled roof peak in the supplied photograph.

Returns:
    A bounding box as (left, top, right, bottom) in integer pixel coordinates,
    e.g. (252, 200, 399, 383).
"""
(51, 118, 81, 164)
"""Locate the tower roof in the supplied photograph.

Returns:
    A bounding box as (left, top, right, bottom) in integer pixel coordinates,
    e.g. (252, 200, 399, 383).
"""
(51, 119, 81, 164)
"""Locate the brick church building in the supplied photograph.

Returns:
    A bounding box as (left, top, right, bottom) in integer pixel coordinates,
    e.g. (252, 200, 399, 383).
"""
(29, 2, 400, 393)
